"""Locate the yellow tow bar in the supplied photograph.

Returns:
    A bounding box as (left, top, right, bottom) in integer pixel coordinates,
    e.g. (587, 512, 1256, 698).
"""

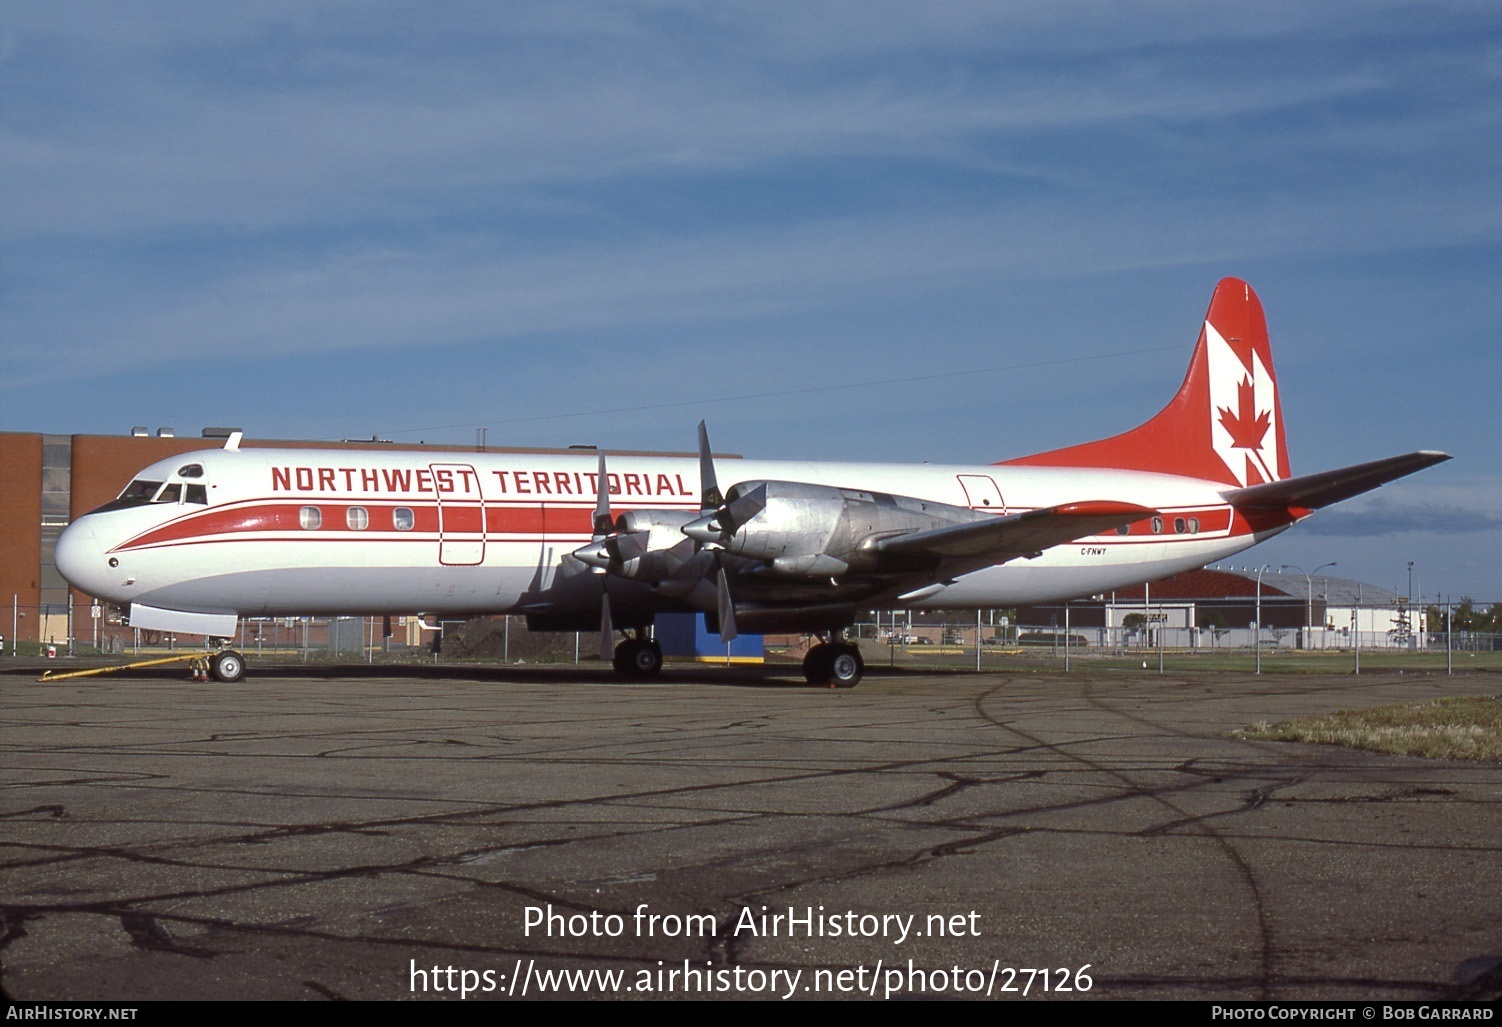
(39, 653, 212, 682)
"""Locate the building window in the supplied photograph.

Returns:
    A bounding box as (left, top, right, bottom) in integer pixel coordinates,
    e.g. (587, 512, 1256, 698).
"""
(299, 506, 322, 530)
(347, 507, 369, 530)
(393, 507, 415, 531)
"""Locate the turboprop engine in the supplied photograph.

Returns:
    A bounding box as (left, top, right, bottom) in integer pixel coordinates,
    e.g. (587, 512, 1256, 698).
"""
(572, 509, 699, 581)
(681, 480, 989, 578)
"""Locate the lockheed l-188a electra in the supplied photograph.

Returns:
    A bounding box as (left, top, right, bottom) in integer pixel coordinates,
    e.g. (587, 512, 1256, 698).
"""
(55, 278, 1449, 687)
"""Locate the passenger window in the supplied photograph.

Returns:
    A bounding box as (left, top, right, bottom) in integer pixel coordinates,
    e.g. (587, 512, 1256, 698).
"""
(1173, 517, 1186, 534)
(347, 507, 369, 530)
(393, 507, 415, 531)
(1116, 524, 1131, 536)
(1187, 517, 1200, 534)
(1150, 516, 1164, 534)
(300, 506, 322, 530)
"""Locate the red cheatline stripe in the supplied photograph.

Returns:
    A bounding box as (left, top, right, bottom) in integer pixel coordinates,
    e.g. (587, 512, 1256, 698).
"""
(114, 500, 618, 551)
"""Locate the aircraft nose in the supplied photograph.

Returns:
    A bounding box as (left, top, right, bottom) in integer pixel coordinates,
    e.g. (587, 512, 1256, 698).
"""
(54, 518, 112, 599)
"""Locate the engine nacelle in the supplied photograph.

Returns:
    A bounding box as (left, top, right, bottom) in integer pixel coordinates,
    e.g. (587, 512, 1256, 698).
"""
(716, 482, 849, 568)
(686, 480, 984, 578)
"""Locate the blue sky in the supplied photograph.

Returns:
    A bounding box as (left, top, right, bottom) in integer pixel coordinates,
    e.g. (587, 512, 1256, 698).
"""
(3, 2, 1498, 601)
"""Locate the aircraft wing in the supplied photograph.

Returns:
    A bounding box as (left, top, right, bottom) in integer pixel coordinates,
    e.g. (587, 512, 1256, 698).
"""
(1224, 451, 1451, 511)
(874, 500, 1156, 565)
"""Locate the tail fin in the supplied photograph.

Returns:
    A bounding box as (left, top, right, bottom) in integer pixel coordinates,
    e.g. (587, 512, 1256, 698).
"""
(1001, 277, 1292, 487)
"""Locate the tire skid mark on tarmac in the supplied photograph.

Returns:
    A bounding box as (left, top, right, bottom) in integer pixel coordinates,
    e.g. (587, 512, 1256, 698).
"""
(1071, 672, 1501, 1000)
(971, 676, 1280, 1001)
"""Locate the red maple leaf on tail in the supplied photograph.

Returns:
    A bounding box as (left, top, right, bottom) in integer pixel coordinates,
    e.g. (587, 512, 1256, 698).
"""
(1217, 375, 1270, 452)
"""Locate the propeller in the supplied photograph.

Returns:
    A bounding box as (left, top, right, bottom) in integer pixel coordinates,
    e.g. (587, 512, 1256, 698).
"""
(571, 423, 749, 645)
(573, 451, 654, 574)
(682, 483, 767, 546)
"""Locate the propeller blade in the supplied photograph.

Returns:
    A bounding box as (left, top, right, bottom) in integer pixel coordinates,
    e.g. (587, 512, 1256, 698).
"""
(592, 450, 613, 538)
(716, 567, 738, 643)
(697, 420, 721, 514)
(598, 589, 615, 661)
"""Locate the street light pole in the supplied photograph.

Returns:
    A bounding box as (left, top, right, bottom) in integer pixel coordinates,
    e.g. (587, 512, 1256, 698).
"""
(1283, 561, 1337, 650)
(1255, 564, 1271, 674)
(1311, 562, 1336, 649)
(1407, 560, 1415, 650)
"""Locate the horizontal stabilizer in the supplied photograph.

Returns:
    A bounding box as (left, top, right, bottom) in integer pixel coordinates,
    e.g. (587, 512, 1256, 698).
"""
(1225, 451, 1451, 511)
(876, 500, 1156, 564)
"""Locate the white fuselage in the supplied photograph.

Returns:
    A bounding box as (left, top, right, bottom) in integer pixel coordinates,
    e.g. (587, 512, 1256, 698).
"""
(55, 445, 1280, 621)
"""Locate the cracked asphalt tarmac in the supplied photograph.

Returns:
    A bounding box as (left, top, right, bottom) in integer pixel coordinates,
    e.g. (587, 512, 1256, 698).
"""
(2, 660, 1498, 1001)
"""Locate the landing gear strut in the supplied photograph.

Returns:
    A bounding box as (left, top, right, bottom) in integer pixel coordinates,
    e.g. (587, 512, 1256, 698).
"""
(802, 634, 863, 688)
(612, 634, 663, 678)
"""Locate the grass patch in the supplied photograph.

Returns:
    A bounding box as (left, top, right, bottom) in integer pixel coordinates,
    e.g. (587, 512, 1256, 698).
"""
(1234, 696, 1502, 761)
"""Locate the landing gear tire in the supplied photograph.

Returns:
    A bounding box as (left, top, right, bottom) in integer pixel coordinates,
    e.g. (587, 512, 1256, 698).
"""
(209, 650, 245, 684)
(803, 643, 863, 688)
(613, 638, 663, 678)
(803, 645, 833, 684)
(828, 645, 863, 689)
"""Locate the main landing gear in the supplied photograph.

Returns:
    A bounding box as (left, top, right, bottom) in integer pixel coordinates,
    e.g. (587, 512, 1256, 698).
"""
(612, 634, 663, 678)
(802, 635, 863, 688)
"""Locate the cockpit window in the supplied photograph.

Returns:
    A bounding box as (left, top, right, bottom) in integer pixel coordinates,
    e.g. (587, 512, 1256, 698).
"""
(122, 480, 162, 504)
(88, 472, 211, 514)
(86, 479, 165, 515)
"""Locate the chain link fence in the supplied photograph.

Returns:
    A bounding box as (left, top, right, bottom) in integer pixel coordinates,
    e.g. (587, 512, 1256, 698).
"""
(5, 595, 1497, 664)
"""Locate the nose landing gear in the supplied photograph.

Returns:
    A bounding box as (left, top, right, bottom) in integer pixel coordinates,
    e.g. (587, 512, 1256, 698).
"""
(208, 649, 246, 683)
